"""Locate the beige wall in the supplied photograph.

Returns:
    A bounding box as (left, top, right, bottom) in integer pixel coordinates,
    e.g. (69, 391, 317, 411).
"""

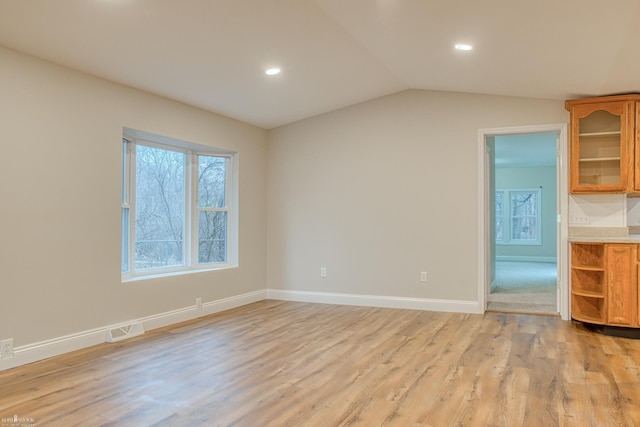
(0, 44, 571, 353)
(267, 90, 567, 301)
(0, 46, 268, 346)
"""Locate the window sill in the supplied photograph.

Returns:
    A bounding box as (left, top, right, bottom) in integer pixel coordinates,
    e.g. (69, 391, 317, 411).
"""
(496, 241, 542, 246)
(122, 264, 237, 283)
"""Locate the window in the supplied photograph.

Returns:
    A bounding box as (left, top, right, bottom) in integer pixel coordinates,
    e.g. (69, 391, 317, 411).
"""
(495, 189, 541, 245)
(122, 129, 236, 280)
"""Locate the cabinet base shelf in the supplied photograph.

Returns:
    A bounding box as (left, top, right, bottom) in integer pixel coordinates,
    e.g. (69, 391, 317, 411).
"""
(579, 321, 640, 339)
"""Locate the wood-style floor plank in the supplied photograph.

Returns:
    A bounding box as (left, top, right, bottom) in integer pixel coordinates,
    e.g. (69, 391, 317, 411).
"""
(1, 300, 640, 426)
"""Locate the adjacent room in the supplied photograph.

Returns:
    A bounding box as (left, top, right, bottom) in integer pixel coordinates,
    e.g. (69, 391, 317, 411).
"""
(1, 1, 640, 425)
(487, 132, 559, 315)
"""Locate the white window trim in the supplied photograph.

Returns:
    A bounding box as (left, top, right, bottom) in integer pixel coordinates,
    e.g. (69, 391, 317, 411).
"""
(496, 188, 542, 246)
(122, 128, 238, 282)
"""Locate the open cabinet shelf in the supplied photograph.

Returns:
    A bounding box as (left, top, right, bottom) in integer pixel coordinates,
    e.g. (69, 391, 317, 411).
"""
(571, 243, 606, 324)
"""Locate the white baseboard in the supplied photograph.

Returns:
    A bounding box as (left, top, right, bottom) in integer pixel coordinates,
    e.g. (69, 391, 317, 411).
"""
(267, 289, 482, 314)
(0, 290, 266, 372)
(496, 256, 556, 263)
(0, 288, 481, 372)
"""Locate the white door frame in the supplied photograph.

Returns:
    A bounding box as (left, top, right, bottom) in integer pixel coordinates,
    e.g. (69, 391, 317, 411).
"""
(477, 124, 569, 320)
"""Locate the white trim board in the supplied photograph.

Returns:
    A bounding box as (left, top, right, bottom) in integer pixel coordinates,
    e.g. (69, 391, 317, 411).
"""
(267, 289, 482, 314)
(0, 290, 266, 372)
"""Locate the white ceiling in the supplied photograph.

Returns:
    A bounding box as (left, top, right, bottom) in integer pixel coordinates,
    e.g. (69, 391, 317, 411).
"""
(0, 0, 639, 129)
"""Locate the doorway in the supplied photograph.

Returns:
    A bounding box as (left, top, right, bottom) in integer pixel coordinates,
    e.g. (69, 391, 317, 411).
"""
(488, 133, 558, 314)
(477, 124, 569, 320)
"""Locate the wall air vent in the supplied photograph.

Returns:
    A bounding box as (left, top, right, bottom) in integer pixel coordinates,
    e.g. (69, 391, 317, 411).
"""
(105, 322, 145, 343)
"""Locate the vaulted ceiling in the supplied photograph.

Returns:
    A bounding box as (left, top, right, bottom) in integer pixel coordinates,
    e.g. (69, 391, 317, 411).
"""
(1, 0, 639, 129)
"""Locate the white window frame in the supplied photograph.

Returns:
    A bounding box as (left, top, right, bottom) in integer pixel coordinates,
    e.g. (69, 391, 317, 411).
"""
(122, 128, 237, 281)
(191, 151, 233, 267)
(496, 188, 542, 246)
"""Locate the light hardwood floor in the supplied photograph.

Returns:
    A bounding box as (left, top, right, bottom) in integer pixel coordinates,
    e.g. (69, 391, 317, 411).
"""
(1, 300, 640, 426)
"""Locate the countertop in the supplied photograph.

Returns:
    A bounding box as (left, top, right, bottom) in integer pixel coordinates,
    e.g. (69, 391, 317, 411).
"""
(568, 226, 640, 243)
(569, 235, 640, 243)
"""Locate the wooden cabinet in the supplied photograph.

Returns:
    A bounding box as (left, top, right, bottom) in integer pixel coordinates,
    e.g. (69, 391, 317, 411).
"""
(634, 101, 640, 192)
(566, 95, 640, 194)
(571, 242, 639, 327)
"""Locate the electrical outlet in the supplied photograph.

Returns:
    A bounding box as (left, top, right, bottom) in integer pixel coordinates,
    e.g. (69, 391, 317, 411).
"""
(320, 267, 327, 278)
(1, 339, 14, 358)
(569, 215, 589, 225)
(196, 298, 202, 310)
(420, 272, 427, 282)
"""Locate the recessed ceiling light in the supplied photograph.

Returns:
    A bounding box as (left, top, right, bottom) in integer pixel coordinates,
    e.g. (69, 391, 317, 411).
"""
(265, 67, 281, 76)
(454, 43, 473, 51)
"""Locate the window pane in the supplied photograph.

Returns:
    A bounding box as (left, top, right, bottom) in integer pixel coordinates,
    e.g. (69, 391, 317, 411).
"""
(199, 211, 227, 263)
(512, 217, 537, 240)
(511, 193, 537, 217)
(135, 145, 185, 269)
(495, 192, 503, 241)
(199, 156, 226, 208)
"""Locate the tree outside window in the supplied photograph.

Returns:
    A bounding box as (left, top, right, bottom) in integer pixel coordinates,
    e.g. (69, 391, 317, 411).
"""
(122, 130, 236, 280)
(495, 189, 541, 245)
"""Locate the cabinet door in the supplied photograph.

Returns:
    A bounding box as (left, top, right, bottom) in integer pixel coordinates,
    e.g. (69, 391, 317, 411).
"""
(569, 101, 633, 193)
(606, 244, 637, 326)
(635, 102, 640, 192)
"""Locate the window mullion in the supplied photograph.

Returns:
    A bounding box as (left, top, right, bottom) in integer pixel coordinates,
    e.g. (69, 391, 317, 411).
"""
(192, 152, 202, 267)
(186, 151, 195, 267)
